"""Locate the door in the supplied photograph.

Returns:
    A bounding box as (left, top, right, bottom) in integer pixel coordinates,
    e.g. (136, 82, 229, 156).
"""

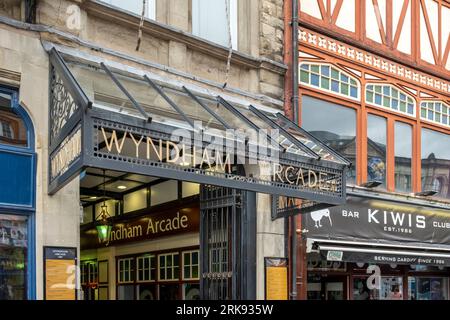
(199, 185, 256, 300)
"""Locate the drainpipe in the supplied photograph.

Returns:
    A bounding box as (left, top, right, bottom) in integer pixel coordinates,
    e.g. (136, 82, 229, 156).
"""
(290, 0, 299, 300)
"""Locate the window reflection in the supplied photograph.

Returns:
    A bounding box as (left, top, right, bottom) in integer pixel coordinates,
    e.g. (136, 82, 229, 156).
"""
(395, 122, 412, 192)
(301, 96, 357, 183)
(367, 115, 387, 187)
(0, 93, 28, 148)
(421, 129, 450, 199)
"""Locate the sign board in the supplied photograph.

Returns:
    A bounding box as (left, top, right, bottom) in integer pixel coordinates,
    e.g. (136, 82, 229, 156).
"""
(265, 257, 288, 300)
(44, 246, 77, 300)
(303, 196, 450, 247)
(81, 205, 200, 249)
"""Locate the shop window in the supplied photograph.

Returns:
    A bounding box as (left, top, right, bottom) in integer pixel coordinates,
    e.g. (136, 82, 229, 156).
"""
(182, 250, 199, 280)
(99, 0, 155, 19)
(395, 122, 413, 192)
(0, 92, 28, 148)
(0, 214, 28, 300)
(192, 0, 237, 49)
(353, 276, 403, 300)
(117, 285, 134, 300)
(183, 284, 200, 300)
(158, 253, 179, 281)
(301, 96, 357, 184)
(408, 277, 449, 300)
(118, 258, 134, 283)
(299, 63, 360, 100)
(137, 255, 156, 282)
(367, 114, 387, 187)
(420, 101, 450, 127)
(421, 128, 450, 199)
(365, 84, 415, 116)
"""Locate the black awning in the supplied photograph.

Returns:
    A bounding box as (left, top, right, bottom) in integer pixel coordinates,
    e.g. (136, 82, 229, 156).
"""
(316, 243, 450, 267)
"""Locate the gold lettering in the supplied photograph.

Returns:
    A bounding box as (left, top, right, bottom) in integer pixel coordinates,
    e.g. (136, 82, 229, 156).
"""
(101, 127, 127, 153)
(215, 151, 231, 173)
(146, 219, 155, 234)
(180, 215, 188, 228)
(308, 170, 318, 188)
(284, 166, 295, 184)
(147, 138, 163, 161)
(129, 133, 144, 158)
(166, 141, 180, 163)
(319, 172, 328, 190)
(296, 168, 305, 186)
(201, 148, 212, 169)
(132, 225, 142, 238)
(273, 163, 284, 182)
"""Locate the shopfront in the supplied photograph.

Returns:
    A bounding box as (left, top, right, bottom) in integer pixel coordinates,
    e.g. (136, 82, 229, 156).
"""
(303, 196, 450, 300)
(45, 44, 349, 300)
(0, 86, 36, 300)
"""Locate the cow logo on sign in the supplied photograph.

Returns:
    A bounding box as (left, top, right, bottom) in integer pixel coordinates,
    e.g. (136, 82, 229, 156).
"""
(310, 209, 332, 228)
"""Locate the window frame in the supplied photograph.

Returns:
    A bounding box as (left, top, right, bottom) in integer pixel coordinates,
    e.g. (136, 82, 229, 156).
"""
(182, 250, 200, 280)
(191, 0, 238, 49)
(158, 252, 180, 282)
(99, 0, 156, 20)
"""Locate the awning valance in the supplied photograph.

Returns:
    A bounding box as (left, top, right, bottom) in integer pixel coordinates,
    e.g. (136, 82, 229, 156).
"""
(311, 241, 450, 267)
(47, 46, 349, 207)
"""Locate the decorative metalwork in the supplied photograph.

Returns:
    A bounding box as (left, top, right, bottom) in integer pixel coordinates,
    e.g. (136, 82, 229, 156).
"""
(50, 65, 81, 145)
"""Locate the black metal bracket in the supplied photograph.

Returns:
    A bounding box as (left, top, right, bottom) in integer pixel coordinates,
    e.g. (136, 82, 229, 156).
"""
(100, 62, 152, 123)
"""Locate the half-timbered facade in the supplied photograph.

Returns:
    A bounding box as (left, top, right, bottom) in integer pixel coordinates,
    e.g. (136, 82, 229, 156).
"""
(294, 0, 450, 301)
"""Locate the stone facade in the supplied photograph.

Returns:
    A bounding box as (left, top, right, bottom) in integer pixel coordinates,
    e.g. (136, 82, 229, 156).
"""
(0, 0, 288, 299)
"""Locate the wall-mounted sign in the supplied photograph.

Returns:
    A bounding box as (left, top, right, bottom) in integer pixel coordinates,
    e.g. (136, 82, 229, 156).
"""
(44, 246, 77, 300)
(265, 257, 288, 300)
(303, 196, 450, 247)
(50, 125, 82, 182)
(81, 205, 200, 249)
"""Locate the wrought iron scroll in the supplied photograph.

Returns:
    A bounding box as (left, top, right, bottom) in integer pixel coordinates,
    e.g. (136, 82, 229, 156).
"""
(50, 64, 81, 145)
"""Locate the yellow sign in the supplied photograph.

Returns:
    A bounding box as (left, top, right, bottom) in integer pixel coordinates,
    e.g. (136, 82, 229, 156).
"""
(45, 259, 76, 300)
(266, 266, 288, 300)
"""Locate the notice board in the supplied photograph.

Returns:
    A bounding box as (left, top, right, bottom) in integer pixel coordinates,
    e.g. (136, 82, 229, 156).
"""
(265, 257, 288, 300)
(44, 246, 77, 300)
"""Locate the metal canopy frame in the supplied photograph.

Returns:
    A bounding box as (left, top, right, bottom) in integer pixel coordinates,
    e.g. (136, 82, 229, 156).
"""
(248, 105, 321, 160)
(48, 49, 347, 206)
(274, 112, 352, 166)
(100, 62, 152, 122)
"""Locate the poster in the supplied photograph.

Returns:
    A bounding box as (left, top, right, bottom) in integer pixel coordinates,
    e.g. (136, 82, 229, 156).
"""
(44, 247, 77, 300)
(265, 257, 288, 300)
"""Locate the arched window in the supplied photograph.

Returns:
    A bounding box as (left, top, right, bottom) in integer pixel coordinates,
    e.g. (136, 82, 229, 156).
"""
(0, 91, 29, 147)
(0, 86, 36, 300)
(420, 101, 450, 127)
(365, 84, 416, 116)
(299, 63, 360, 100)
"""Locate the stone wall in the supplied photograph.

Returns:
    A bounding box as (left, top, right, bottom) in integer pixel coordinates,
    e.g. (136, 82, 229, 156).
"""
(260, 0, 284, 64)
(0, 0, 22, 20)
(35, 0, 286, 107)
(0, 24, 81, 300)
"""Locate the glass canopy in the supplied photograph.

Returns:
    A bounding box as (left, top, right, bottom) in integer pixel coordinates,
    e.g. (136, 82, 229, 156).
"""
(61, 51, 350, 167)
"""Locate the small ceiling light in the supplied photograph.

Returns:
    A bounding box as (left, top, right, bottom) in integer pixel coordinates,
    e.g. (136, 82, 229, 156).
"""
(414, 190, 437, 197)
(359, 181, 382, 188)
(89, 196, 97, 200)
(117, 185, 127, 190)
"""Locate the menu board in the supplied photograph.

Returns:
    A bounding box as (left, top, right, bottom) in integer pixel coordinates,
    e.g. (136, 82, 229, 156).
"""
(265, 257, 288, 300)
(44, 247, 77, 300)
